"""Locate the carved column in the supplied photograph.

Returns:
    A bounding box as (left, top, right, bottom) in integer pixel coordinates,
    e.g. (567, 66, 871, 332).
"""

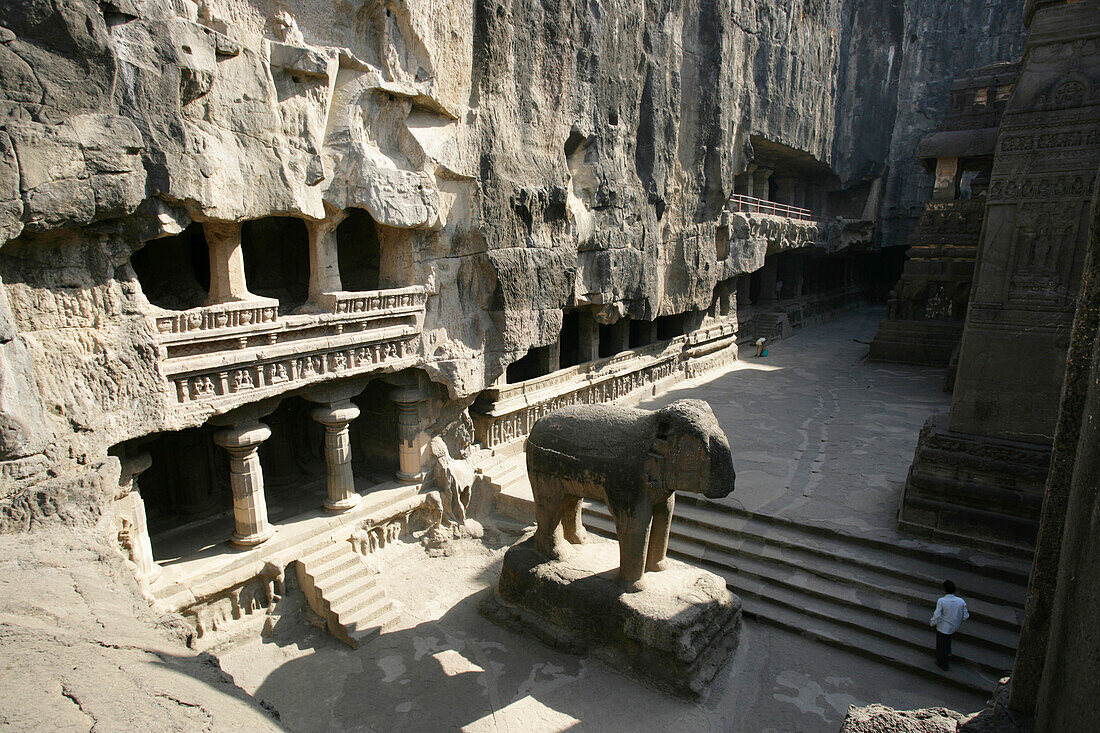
(537, 342, 561, 375)
(578, 310, 600, 362)
(758, 257, 779, 305)
(932, 157, 959, 201)
(737, 275, 751, 309)
(310, 400, 362, 512)
(204, 222, 253, 305)
(753, 167, 773, 201)
(306, 211, 347, 304)
(774, 176, 799, 207)
(115, 452, 159, 582)
(610, 318, 630, 353)
(737, 163, 757, 197)
(393, 385, 430, 483)
(213, 420, 275, 547)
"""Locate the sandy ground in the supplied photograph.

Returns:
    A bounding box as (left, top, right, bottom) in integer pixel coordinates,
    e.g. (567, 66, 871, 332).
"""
(217, 528, 986, 733)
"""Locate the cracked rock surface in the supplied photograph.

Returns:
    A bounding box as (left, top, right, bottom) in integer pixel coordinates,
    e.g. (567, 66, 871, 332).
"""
(0, 530, 281, 731)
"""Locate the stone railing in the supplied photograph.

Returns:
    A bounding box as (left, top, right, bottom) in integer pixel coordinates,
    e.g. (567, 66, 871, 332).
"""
(314, 286, 430, 317)
(154, 285, 431, 416)
(154, 299, 280, 336)
(472, 320, 739, 449)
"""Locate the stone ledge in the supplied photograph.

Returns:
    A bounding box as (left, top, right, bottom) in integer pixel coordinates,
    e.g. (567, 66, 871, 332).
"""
(480, 535, 741, 699)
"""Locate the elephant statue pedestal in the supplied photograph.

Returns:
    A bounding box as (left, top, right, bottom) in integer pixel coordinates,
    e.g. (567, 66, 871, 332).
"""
(481, 534, 742, 699)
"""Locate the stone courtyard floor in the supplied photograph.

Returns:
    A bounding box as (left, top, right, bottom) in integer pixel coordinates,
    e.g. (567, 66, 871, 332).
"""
(216, 307, 989, 733)
(639, 306, 952, 542)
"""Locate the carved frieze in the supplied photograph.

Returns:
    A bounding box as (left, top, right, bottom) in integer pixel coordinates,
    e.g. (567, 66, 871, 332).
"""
(171, 335, 419, 404)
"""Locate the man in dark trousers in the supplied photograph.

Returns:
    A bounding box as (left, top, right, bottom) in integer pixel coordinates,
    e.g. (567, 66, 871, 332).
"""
(930, 580, 969, 670)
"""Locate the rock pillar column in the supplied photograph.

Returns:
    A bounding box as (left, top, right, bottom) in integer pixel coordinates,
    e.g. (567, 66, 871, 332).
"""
(536, 342, 561, 375)
(116, 452, 159, 582)
(578, 310, 600, 363)
(610, 319, 630, 353)
(758, 257, 779, 305)
(774, 177, 799, 208)
(393, 385, 430, 483)
(737, 275, 751, 309)
(204, 222, 253, 305)
(213, 420, 275, 547)
(753, 167, 773, 202)
(932, 157, 959, 201)
(310, 400, 362, 512)
(737, 163, 757, 197)
(306, 212, 347, 304)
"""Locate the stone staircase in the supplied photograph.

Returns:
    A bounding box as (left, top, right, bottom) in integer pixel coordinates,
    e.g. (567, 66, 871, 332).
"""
(484, 455, 1029, 696)
(297, 540, 400, 649)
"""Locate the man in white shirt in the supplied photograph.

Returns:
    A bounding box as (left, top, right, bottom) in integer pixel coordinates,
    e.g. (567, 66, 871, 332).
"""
(930, 580, 969, 670)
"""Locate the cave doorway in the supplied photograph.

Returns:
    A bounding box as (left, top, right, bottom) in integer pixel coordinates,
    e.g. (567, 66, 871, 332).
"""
(336, 208, 382, 292)
(241, 217, 310, 313)
(131, 223, 211, 310)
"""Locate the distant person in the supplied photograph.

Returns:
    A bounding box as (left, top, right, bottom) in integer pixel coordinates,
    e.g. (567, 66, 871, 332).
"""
(930, 580, 969, 671)
(755, 337, 767, 357)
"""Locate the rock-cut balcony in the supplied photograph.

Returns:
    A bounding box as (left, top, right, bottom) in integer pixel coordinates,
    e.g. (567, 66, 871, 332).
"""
(152, 285, 430, 418)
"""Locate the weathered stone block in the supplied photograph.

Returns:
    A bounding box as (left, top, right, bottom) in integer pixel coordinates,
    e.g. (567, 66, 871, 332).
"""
(481, 535, 741, 698)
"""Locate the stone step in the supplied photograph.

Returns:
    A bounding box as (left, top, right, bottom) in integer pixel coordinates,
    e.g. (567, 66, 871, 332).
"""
(299, 540, 348, 569)
(488, 459, 525, 489)
(670, 501, 1026, 617)
(676, 495, 1030, 590)
(582, 511, 1017, 681)
(311, 558, 372, 593)
(307, 553, 361, 583)
(330, 584, 387, 618)
(296, 540, 400, 650)
(636, 508, 1021, 648)
(738, 589, 1004, 697)
(348, 605, 402, 647)
(339, 596, 395, 633)
(325, 573, 379, 606)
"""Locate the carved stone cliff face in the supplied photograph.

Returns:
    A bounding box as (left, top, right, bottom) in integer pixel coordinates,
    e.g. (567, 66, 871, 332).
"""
(0, 0, 1023, 525)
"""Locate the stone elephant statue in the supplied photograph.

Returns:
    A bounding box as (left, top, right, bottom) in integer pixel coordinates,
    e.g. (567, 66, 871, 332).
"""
(526, 399, 735, 592)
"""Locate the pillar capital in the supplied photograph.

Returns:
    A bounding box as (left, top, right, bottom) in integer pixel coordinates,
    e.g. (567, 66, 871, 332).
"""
(310, 399, 360, 428)
(212, 420, 272, 451)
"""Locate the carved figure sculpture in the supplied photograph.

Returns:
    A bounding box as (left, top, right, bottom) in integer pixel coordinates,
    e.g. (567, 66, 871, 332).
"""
(526, 399, 735, 591)
(429, 436, 476, 527)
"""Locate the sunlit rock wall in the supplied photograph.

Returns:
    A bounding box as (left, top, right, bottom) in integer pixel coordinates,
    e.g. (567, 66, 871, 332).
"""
(0, 0, 1023, 527)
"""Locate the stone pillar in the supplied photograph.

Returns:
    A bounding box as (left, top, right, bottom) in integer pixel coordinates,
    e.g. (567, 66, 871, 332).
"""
(310, 400, 362, 512)
(610, 319, 630, 353)
(306, 211, 347, 303)
(794, 256, 805, 298)
(212, 420, 275, 547)
(578, 310, 600, 362)
(393, 384, 430, 483)
(932, 157, 959, 201)
(774, 176, 799, 207)
(758, 257, 778, 305)
(204, 221, 253, 305)
(737, 275, 751, 309)
(537, 342, 561, 374)
(737, 163, 757, 197)
(116, 452, 159, 582)
(753, 167, 773, 201)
